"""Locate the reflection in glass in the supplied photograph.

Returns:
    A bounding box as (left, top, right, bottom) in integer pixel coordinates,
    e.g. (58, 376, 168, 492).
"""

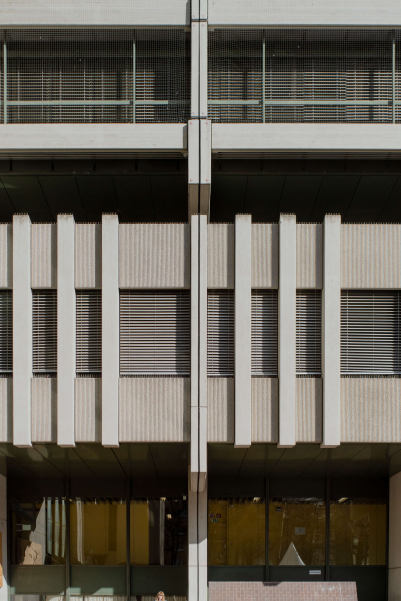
(208, 498, 265, 566)
(269, 498, 326, 566)
(130, 498, 187, 565)
(10, 498, 67, 565)
(330, 497, 387, 565)
(70, 498, 126, 565)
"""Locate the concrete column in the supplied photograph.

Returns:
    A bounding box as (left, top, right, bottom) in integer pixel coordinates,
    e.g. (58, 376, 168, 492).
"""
(321, 214, 341, 448)
(235, 214, 252, 448)
(188, 481, 208, 601)
(199, 119, 211, 219)
(188, 119, 200, 218)
(389, 471, 401, 601)
(57, 214, 75, 447)
(13, 214, 32, 447)
(0, 476, 7, 601)
(278, 213, 296, 448)
(102, 214, 119, 447)
(190, 215, 207, 493)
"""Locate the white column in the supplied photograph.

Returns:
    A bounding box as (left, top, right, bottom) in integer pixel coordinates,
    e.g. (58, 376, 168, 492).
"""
(278, 213, 296, 448)
(13, 214, 32, 447)
(321, 214, 341, 448)
(191, 22, 200, 119)
(102, 214, 119, 447)
(188, 482, 208, 601)
(199, 119, 211, 218)
(188, 119, 200, 217)
(389, 471, 401, 601)
(0, 475, 7, 601)
(57, 214, 75, 447)
(199, 21, 208, 119)
(235, 214, 252, 448)
(190, 215, 207, 493)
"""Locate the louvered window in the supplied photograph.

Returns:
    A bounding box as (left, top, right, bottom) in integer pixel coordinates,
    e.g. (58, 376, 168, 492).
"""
(32, 290, 57, 373)
(76, 291, 102, 375)
(120, 291, 190, 375)
(0, 291, 12, 373)
(296, 290, 322, 375)
(252, 290, 278, 376)
(207, 290, 234, 376)
(341, 290, 401, 375)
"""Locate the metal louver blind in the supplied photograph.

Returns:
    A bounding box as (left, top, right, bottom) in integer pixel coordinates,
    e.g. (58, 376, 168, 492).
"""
(76, 290, 102, 374)
(208, 28, 395, 124)
(120, 291, 190, 375)
(252, 290, 278, 376)
(296, 290, 322, 375)
(0, 291, 12, 373)
(5, 28, 190, 124)
(32, 290, 57, 373)
(341, 290, 401, 375)
(207, 290, 234, 376)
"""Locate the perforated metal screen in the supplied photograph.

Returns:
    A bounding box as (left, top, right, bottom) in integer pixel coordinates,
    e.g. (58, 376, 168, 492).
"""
(0, 28, 190, 124)
(208, 29, 401, 123)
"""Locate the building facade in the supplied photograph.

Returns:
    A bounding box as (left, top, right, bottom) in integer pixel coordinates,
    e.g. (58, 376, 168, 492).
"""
(0, 2, 401, 601)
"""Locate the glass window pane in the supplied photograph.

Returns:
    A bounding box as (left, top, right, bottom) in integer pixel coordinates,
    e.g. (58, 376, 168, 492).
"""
(10, 498, 67, 565)
(70, 498, 126, 565)
(269, 497, 326, 566)
(208, 498, 265, 566)
(330, 497, 387, 565)
(130, 498, 188, 566)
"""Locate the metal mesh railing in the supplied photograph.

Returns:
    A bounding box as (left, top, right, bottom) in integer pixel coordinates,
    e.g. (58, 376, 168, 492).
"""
(208, 29, 401, 123)
(1, 28, 190, 124)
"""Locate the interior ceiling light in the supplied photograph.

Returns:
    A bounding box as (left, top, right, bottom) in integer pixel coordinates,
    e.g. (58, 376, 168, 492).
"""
(338, 497, 348, 504)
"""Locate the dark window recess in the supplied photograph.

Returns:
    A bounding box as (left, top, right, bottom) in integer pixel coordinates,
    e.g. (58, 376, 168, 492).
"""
(32, 290, 57, 374)
(207, 290, 234, 376)
(296, 289, 322, 376)
(0, 290, 12, 373)
(76, 290, 102, 375)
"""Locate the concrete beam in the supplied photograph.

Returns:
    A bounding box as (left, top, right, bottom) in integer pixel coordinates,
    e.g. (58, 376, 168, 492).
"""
(13, 214, 32, 447)
(235, 214, 252, 448)
(57, 214, 76, 447)
(102, 214, 119, 447)
(321, 214, 341, 448)
(278, 214, 296, 448)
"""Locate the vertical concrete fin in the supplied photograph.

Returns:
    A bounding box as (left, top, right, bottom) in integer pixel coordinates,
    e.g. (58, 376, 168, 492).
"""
(190, 214, 200, 482)
(191, 23, 200, 118)
(13, 214, 32, 448)
(235, 214, 252, 447)
(278, 213, 296, 448)
(57, 215, 76, 447)
(102, 214, 119, 447)
(322, 214, 341, 448)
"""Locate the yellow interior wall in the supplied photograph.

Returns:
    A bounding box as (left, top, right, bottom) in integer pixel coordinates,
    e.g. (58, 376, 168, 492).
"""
(130, 501, 150, 565)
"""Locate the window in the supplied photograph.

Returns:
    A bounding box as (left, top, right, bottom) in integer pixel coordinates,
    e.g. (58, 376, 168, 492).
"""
(252, 290, 278, 376)
(76, 290, 101, 375)
(32, 290, 57, 374)
(208, 498, 265, 566)
(341, 290, 401, 375)
(70, 498, 126, 565)
(130, 497, 188, 566)
(207, 290, 234, 376)
(0, 290, 12, 373)
(296, 290, 322, 375)
(120, 291, 190, 375)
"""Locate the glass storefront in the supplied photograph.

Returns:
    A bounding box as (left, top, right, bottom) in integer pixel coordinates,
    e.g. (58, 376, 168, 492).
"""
(130, 498, 188, 566)
(269, 497, 326, 566)
(208, 498, 265, 565)
(330, 497, 386, 566)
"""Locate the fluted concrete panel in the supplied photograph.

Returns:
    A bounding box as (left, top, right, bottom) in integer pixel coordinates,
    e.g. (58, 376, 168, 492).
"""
(207, 378, 234, 442)
(0, 379, 12, 442)
(342, 224, 401, 288)
(0, 225, 12, 288)
(119, 377, 190, 442)
(252, 224, 278, 288)
(296, 378, 322, 443)
(207, 224, 234, 289)
(251, 378, 278, 442)
(31, 378, 57, 443)
(75, 378, 101, 443)
(75, 224, 102, 288)
(297, 224, 322, 289)
(341, 378, 401, 442)
(119, 224, 190, 288)
(31, 224, 57, 288)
